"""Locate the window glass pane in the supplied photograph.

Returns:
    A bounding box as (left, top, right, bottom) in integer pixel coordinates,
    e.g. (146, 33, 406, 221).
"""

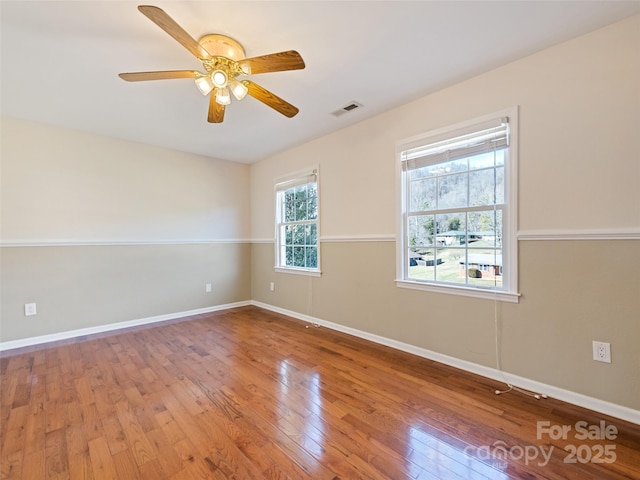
(409, 166, 430, 180)
(430, 158, 467, 176)
(467, 210, 502, 248)
(468, 148, 506, 169)
(469, 168, 496, 206)
(469, 151, 497, 170)
(408, 248, 436, 281)
(284, 225, 293, 245)
(495, 166, 504, 205)
(437, 172, 467, 209)
(408, 214, 435, 248)
(295, 187, 307, 221)
(306, 224, 317, 246)
(435, 213, 466, 246)
(293, 225, 305, 245)
(284, 190, 295, 222)
(434, 247, 465, 284)
(293, 246, 305, 267)
(464, 250, 503, 288)
(285, 246, 293, 266)
(467, 151, 506, 206)
(308, 194, 317, 220)
(305, 247, 317, 268)
(409, 177, 436, 212)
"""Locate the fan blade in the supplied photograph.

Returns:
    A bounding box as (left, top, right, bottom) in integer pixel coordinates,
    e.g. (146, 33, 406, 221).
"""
(239, 50, 305, 75)
(138, 5, 211, 60)
(119, 70, 199, 82)
(244, 80, 299, 118)
(208, 94, 225, 123)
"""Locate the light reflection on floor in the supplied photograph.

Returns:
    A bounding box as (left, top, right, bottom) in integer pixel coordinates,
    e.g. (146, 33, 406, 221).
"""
(278, 359, 326, 458)
(407, 425, 511, 479)
(277, 358, 514, 477)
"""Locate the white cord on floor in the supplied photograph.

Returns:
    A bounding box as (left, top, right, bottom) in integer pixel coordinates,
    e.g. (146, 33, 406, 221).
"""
(493, 296, 547, 400)
(305, 275, 320, 329)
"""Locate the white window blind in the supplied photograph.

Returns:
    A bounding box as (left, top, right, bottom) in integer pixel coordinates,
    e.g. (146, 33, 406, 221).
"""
(402, 118, 509, 170)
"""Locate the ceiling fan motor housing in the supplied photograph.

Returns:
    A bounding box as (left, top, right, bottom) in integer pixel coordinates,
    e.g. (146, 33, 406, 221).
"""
(198, 34, 246, 60)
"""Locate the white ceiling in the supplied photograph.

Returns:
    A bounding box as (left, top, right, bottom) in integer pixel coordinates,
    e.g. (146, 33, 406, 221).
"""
(2, 1, 639, 164)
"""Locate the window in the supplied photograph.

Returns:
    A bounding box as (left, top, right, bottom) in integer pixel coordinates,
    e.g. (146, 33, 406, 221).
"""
(397, 110, 519, 302)
(275, 169, 320, 275)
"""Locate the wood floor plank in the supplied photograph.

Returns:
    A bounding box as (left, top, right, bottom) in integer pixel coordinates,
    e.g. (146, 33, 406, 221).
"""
(1, 305, 639, 480)
(1, 405, 28, 458)
(81, 403, 105, 442)
(111, 447, 141, 479)
(44, 427, 68, 479)
(0, 450, 22, 480)
(21, 450, 45, 480)
(137, 457, 167, 480)
(67, 451, 94, 480)
(23, 398, 46, 456)
(87, 436, 118, 479)
(145, 427, 183, 477)
(116, 414, 156, 466)
(100, 414, 129, 456)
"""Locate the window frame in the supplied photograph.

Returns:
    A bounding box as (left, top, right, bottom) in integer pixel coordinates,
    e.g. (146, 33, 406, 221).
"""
(274, 167, 321, 276)
(396, 108, 520, 302)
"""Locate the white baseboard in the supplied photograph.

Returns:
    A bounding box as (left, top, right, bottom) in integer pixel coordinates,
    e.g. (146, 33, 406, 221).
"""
(0, 301, 251, 352)
(252, 301, 640, 426)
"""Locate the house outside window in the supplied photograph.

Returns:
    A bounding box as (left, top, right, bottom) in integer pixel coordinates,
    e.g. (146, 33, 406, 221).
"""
(275, 169, 320, 275)
(397, 109, 519, 302)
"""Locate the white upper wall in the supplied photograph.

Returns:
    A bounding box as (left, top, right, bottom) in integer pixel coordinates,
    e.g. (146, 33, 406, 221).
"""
(250, 15, 640, 239)
(1, 117, 251, 243)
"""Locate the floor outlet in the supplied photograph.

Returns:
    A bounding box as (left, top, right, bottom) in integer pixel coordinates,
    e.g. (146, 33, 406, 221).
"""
(592, 341, 611, 363)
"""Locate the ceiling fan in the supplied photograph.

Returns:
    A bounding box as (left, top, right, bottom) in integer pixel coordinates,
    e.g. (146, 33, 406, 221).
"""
(119, 5, 305, 123)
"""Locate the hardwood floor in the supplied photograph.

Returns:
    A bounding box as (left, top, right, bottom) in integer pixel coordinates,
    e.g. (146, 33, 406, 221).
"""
(1, 306, 639, 479)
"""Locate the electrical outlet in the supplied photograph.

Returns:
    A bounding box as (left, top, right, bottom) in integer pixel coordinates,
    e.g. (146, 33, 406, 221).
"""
(205, 283, 212, 293)
(592, 341, 611, 363)
(24, 303, 37, 316)
(270, 282, 275, 292)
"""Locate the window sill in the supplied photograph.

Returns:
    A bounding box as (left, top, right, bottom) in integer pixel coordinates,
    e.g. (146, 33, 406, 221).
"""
(395, 279, 520, 303)
(275, 267, 322, 277)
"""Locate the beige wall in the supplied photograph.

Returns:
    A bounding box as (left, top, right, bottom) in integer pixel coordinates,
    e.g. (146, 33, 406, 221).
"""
(251, 15, 640, 238)
(2, 243, 251, 341)
(1, 117, 252, 342)
(250, 16, 640, 410)
(2, 117, 250, 243)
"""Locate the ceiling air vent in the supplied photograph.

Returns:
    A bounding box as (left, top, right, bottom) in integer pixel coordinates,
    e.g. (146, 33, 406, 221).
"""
(331, 102, 363, 117)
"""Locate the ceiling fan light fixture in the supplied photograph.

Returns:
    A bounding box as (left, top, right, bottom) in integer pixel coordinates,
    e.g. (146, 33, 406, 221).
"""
(215, 87, 231, 105)
(194, 73, 214, 96)
(229, 78, 248, 100)
(211, 69, 228, 88)
(120, 6, 306, 123)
